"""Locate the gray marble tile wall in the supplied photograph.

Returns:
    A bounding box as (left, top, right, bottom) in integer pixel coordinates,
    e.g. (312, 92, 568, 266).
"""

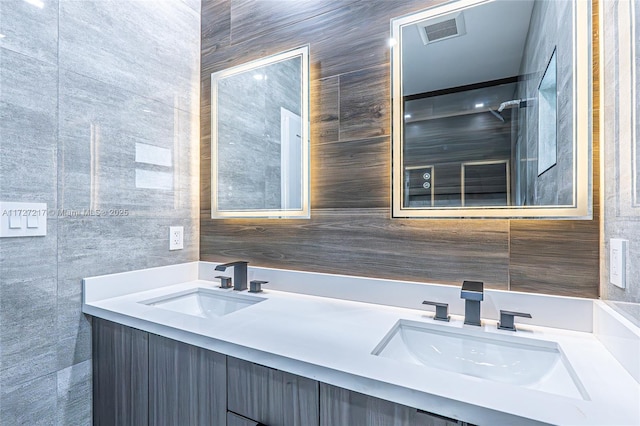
(601, 0, 640, 306)
(516, 0, 574, 206)
(0, 0, 201, 423)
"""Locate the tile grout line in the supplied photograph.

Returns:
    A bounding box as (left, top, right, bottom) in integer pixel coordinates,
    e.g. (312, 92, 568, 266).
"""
(55, 0, 61, 420)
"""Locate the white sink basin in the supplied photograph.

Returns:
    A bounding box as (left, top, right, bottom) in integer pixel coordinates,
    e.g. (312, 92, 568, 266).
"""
(140, 288, 264, 318)
(373, 320, 588, 400)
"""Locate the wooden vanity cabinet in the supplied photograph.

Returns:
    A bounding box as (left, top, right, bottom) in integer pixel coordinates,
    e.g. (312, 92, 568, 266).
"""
(92, 318, 227, 426)
(227, 357, 320, 426)
(92, 318, 469, 426)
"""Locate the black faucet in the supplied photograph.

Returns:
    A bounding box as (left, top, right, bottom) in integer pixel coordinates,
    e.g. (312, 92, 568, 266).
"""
(460, 280, 484, 326)
(214, 261, 248, 291)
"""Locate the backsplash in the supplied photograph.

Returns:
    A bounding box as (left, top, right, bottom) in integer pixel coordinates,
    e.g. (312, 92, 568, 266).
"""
(0, 1, 200, 423)
(200, 0, 600, 298)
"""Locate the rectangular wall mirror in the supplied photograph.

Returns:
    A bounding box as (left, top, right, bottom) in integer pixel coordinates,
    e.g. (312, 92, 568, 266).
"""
(391, 0, 592, 218)
(211, 46, 310, 219)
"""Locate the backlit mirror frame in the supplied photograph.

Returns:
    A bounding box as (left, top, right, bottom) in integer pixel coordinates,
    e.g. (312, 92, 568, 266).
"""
(211, 46, 310, 219)
(391, 0, 592, 219)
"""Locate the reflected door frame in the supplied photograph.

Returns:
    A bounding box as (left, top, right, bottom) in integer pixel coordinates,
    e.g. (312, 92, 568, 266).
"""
(280, 107, 302, 211)
(460, 159, 511, 207)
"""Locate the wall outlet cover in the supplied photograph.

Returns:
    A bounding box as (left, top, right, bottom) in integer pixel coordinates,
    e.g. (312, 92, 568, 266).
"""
(169, 226, 184, 251)
(609, 238, 628, 289)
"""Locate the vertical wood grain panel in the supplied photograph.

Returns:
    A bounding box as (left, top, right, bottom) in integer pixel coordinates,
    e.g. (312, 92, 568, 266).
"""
(92, 318, 149, 426)
(311, 76, 339, 145)
(227, 357, 320, 426)
(149, 334, 227, 426)
(201, 0, 599, 298)
(202, 0, 231, 58)
(339, 64, 390, 140)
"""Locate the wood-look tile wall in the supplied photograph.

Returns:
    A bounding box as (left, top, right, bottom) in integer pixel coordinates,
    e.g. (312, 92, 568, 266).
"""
(200, 0, 600, 298)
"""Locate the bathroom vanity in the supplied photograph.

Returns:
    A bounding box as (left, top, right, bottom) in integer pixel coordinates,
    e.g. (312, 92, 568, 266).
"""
(83, 262, 639, 426)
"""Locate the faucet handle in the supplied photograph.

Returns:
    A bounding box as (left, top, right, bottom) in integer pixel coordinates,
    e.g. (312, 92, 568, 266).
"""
(215, 275, 232, 289)
(498, 310, 532, 332)
(249, 280, 268, 293)
(421, 301, 450, 322)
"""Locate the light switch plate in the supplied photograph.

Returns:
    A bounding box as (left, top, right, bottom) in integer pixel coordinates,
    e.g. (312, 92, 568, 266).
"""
(9, 215, 22, 229)
(27, 215, 39, 228)
(0, 202, 47, 237)
(610, 238, 628, 289)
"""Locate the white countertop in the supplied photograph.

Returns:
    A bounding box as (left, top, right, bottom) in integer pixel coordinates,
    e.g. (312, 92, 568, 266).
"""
(83, 262, 640, 426)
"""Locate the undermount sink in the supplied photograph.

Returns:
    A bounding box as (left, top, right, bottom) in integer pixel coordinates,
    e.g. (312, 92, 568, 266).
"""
(140, 288, 264, 318)
(373, 320, 588, 400)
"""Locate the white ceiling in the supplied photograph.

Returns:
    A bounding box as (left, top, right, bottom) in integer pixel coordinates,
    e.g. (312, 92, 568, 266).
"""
(401, 0, 536, 96)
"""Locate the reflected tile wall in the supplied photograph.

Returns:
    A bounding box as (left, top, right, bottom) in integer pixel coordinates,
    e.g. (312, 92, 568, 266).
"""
(216, 58, 301, 210)
(0, 0, 201, 423)
(58, 69, 198, 216)
(517, 0, 574, 206)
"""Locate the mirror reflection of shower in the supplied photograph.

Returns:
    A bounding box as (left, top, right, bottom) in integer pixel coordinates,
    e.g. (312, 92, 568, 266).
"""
(401, 0, 568, 209)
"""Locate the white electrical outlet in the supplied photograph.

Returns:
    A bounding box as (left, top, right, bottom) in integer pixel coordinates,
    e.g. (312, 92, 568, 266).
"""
(610, 238, 628, 289)
(169, 226, 184, 251)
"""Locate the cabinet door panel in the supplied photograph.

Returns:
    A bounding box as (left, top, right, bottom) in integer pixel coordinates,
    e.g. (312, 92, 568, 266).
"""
(228, 357, 319, 426)
(320, 383, 460, 426)
(149, 334, 226, 426)
(93, 318, 149, 426)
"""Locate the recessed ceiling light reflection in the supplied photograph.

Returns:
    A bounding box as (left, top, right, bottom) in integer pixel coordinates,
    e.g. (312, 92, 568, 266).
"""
(253, 74, 266, 81)
(404, 114, 412, 119)
(475, 103, 484, 108)
(24, 0, 44, 9)
(388, 38, 398, 47)
(0, 34, 5, 39)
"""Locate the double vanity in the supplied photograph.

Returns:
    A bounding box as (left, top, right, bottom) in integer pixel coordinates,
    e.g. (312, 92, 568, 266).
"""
(83, 262, 640, 426)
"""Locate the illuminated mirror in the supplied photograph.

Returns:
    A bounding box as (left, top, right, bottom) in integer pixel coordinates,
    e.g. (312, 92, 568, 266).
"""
(211, 46, 309, 218)
(391, 0, 591, 218)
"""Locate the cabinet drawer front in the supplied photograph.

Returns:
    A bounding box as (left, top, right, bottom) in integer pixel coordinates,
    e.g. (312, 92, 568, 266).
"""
(227, 357, 319, 426)
(227, 411, 261, 426)
(320, 383, 461, 426)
